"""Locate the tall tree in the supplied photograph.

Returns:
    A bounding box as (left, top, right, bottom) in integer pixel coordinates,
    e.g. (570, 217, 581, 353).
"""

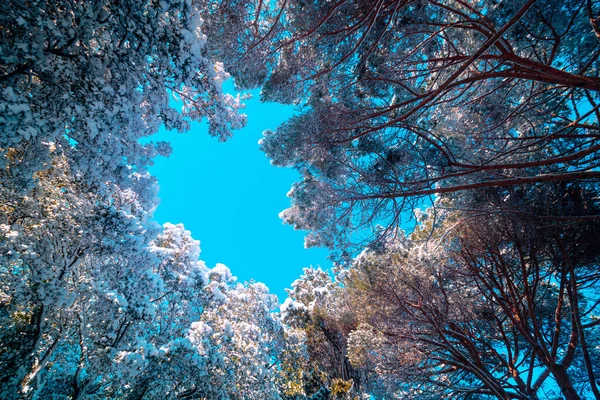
(215, 0, 600, 252)
(0, 155, 166, 398)
(0, 0, 246, 195)
(342, 184, 600, 399)
(0, 160, 289, 398)
(279, 267, 380, 399)
(0, 1, 289, 398)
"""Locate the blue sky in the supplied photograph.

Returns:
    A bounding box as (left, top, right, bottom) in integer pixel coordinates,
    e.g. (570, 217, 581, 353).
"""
(149, 90, 332, 301)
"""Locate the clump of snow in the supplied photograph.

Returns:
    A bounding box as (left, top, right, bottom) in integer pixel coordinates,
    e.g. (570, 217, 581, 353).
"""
(280, 297, 307, 318)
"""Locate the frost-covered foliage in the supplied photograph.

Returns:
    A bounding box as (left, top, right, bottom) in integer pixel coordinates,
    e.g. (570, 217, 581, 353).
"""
(0, 0, 246, 195)
(0, 156, 161, 398)
(212, 0, 600, 253)
(277, 268, 384, 399)
(4, 1, 600, 399)
(287, 188, 600, 400)
(0, 1, 302, 398)
(187, 281, 285, 399)
(0, 156, 290, 398)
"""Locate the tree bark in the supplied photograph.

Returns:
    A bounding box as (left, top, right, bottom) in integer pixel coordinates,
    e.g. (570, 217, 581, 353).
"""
(550, 364, 581, 400)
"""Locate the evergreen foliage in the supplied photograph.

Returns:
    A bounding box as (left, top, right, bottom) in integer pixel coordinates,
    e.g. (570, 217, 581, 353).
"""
(2, 0, 600, 399)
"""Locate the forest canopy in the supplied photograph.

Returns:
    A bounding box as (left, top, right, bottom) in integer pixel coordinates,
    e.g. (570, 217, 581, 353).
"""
(1, 0, 600, 399)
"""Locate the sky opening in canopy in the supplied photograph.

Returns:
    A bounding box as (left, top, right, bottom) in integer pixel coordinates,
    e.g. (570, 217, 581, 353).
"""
(149, 90, 332, 301)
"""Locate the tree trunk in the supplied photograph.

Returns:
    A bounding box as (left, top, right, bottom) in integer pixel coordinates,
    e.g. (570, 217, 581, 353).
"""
(551, 364, 581, 400)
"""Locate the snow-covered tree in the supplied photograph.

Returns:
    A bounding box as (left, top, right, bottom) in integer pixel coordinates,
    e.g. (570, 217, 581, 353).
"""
(0, 154, 165, 398)
(213, 0, 600, 252)
(0, 2, 270, 397)
(0, 161, 290, 398)
(279, 268, 377, 399)
(340, 185, 600, 400)
(187, 279, 283, 399)
(0, 0, 246, 196)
